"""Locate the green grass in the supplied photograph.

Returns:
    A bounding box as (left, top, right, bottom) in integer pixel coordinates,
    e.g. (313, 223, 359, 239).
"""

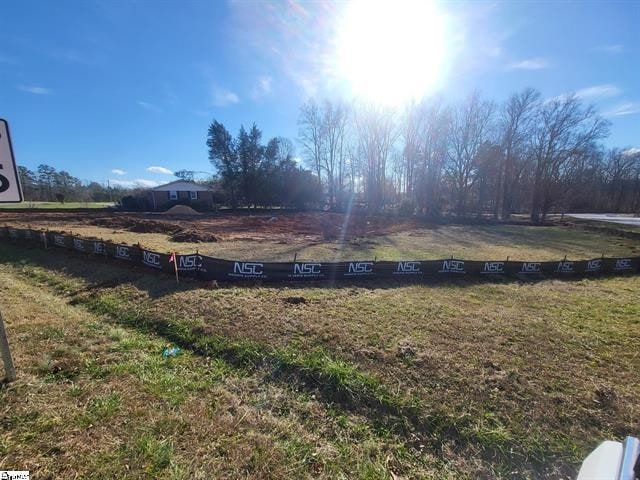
(0, 201, 114, 209)
(1, 229, 639, 477)
(0, 252, 440, 479)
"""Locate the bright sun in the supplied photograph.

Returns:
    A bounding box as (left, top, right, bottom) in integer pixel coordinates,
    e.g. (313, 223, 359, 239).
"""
(335, 0, 448, 106)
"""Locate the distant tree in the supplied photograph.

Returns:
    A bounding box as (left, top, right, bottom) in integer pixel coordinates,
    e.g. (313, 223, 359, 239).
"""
(37, 164, 57, 201)
(174, 169, 196, 181)
(17, 166, 37, 200)
(207, 120, 240, 206)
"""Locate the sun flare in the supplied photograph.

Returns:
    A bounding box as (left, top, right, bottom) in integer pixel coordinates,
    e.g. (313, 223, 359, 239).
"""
(335, 0, 448, 106)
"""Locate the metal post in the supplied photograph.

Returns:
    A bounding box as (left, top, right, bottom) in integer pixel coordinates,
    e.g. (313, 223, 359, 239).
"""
(0, 309, 16, 382)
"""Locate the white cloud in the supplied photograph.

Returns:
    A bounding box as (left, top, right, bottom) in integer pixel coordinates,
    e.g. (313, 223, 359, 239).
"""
(623, 147, 640, 156)
(211, 85, 239, 107)
(111, 169, 127, 176)
(593, 44, 624, 54)
(506, 58, 550, 70)
(603, 102, 640, 117)
(250, 75, 272, 100)
(109, 179, 160, 188)
(18, 85, 52, 95)
(138, 101, 162, 113)
(575, 84, 621, 100)
(147, 166, 173, 175)
(134, 179, 160, 188)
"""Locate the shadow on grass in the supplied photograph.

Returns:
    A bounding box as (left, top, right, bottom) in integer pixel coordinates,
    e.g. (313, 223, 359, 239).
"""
(1, 241, 636, 299)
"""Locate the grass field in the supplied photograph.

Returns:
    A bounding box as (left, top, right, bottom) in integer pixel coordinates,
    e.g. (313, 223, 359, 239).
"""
(0, 202, 114, 209)
(1, 220, 639, 478)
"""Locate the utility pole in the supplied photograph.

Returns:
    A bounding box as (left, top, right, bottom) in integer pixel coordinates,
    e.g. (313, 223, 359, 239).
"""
(0, 310, 16, 382)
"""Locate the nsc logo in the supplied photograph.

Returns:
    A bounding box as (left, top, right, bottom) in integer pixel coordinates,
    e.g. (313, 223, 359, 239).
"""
(73, 238, 85, 251)
(345, 262, 374, 276)
(519, 262, 541, 274)
(438, 260, 465, 274)
(585, 259, 602, 273)
(291, 263, 323, 278)
(53, 234, 66, 247)
(142, 250, 162, 269)
(115, 245, 131, 260)
(178, 254, 203, 271)
(555, 261, 574, 274)
(481, 261, 504, 274)
(614, 258, 633, 271)
(231, 262, 265, 278)
(394, 261, 421, 275)
(93, 241, 105, 255)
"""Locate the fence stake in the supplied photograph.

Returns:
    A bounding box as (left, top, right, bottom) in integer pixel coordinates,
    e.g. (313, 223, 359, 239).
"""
(293, 252, 297, 263)
(0, 309, 16, 383)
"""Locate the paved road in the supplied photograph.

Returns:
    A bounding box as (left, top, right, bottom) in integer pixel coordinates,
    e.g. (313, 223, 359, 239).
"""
(567, 213, 640, 227)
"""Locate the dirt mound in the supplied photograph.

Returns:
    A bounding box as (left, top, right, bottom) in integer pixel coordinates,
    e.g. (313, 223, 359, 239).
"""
(162, 205, 201, 216)
(170, 229, 219, 243)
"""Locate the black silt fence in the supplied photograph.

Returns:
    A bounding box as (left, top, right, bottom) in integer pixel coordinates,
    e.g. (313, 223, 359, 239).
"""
(2, 226, 639, 283)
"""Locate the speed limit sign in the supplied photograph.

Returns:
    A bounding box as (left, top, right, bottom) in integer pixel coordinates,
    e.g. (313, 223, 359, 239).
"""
(0, 119, 23, 203)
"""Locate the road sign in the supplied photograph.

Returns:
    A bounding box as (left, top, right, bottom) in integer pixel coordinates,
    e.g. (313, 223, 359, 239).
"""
(0, 119, 23, 203)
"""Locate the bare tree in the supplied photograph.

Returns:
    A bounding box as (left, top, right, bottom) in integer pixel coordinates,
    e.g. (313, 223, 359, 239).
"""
(498, 88, 540, 218)
(355, 103, 398, 212)
(446, 92, 496, 216)
(530, 94, 610, 222)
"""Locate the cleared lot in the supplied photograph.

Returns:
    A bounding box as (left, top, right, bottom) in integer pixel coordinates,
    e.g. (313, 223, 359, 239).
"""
(1, 212, 639, 477)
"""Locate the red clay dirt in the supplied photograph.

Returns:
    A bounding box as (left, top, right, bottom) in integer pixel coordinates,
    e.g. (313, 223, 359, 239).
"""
(0, 211, 426, 243)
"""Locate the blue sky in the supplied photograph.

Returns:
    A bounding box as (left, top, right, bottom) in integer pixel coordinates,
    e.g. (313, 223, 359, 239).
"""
(1, 0, 638, 187)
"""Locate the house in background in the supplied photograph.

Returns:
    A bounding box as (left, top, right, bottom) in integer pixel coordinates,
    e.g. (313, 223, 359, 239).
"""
(146, 180, 215, 210)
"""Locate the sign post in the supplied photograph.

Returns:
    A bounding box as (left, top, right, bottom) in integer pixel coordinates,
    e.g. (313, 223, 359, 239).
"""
(0, 119, 21, 382)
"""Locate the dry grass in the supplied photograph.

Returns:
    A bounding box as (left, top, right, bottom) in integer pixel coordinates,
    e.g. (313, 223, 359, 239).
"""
(1, 235, 639, 478)
(0, 260, 445, 479)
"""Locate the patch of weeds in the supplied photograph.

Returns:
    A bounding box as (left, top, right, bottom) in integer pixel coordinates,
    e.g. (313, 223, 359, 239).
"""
(66, 384, 86, 399)
(83, 358, 110, 379)
(78, 392, 122, 427)
(39, 325, 66, 341)
(108, 327, 126, 341)
(131, 432, 174, 476)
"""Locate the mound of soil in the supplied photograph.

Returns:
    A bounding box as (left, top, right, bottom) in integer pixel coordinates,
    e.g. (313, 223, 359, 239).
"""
(90, 217, 180, 234)
(170, 229, 219, 243)
(163, 205, 201, 216)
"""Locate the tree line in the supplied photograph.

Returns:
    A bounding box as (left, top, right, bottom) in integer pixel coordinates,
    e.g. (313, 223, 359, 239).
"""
(18, 165, 124, 203)
(295, 89, 639, 222)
